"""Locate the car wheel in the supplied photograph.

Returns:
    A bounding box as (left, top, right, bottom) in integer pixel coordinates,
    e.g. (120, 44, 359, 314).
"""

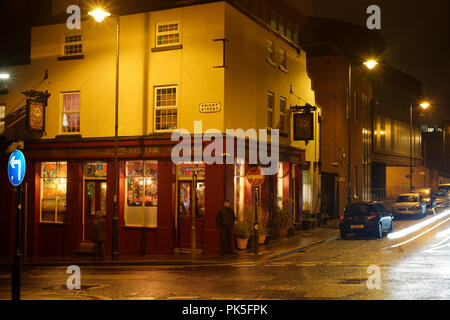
(376, 223, 383, 239)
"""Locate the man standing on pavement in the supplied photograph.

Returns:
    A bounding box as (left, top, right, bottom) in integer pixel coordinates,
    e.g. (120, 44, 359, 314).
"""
(216, 200, 236, 256)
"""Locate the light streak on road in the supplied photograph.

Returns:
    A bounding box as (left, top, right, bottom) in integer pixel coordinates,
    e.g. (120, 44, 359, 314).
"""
(387, 209, 450, 240)
(436, 227, 450, 238)
(386, 217, 450, 249)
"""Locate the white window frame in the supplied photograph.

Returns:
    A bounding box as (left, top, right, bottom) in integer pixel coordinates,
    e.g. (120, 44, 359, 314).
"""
(62, 32, 82, 56)
(279, 96, 287, 133)
(279, 48, 287, 71)
(267, 92, 274, 129)
(155, 21, 181, 48)
(154, 85, 178, 132)
(60, 91, 81, 135)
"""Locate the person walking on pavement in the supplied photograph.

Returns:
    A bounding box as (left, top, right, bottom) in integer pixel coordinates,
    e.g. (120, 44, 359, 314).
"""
(216, 200, 236, 255)
(93, 210, 106, 260)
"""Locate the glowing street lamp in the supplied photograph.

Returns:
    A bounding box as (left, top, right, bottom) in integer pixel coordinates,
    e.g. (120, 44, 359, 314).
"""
(0, 73, 10, 79)
(88, 9, 111, 23)
(89, 7, 120, 260)
(363, 60, 378, 70)
(420, 102, 430, 110)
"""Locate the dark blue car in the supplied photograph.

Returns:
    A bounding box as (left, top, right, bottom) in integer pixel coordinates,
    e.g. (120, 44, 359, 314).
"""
(340, 202, 394, 239)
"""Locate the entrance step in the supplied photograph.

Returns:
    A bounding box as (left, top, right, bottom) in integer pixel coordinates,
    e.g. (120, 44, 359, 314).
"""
(73, 242, 96, 257)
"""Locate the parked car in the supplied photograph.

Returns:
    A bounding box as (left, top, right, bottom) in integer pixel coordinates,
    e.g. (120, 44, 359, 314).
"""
(391, 193, 427, 217)
(339, 202, 394, 239)
(434, 190, 450, 207)
(415, 188, 437, 208)
(437, 183, 450, 194)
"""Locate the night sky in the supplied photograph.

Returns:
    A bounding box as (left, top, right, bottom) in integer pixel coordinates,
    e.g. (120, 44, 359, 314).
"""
(1, 0, 449, 124)
(287, 0, 450, 125)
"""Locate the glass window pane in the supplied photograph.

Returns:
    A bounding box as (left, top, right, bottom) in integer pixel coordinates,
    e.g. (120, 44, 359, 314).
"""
(126, 161, 144, 177)
(127, 177, 144, 207)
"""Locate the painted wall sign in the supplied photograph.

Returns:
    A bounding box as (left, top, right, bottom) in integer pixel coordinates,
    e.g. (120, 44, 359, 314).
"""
(199, 102, 221, 113)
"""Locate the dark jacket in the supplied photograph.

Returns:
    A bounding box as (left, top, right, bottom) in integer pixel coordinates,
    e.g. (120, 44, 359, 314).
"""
(216, 207, 236, 228)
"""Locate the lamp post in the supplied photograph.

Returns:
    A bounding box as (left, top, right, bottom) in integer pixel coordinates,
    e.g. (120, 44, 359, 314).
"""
(409, 102, 430, 192)
(346, 59, 378, 204)
(89, 8, 120, 260)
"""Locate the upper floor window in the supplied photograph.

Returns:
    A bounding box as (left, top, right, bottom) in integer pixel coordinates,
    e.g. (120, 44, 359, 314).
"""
(279, 48, 287, 70)
(63, 33, 82, 56)
(156, 21, 180, 47)
(266, 40, 275, 64)
(267, 92, 274, 128)
(154, 86, 178, 131)
(279, 97, 287, 133)
(0, 103, 5, 135)
(61, 92, 80, 134)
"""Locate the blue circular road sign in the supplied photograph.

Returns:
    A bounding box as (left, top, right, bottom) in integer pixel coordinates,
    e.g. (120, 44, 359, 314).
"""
(8, 150, 26, 187)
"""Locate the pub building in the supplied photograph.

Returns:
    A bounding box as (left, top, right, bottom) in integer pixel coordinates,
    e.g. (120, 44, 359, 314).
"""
(0, 137, 305, 257)
(0, 0, 318, 258)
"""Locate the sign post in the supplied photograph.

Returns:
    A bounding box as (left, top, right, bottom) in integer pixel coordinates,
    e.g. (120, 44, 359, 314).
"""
(8, 149, 26, 301)
(246, 168, 265, 255)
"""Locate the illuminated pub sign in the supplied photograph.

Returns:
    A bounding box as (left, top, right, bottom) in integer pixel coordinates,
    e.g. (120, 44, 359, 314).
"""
(293, 113, 314, 142)
(25, 90, 50, 133)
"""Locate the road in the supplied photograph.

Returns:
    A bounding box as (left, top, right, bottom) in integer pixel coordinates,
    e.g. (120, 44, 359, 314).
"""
(1, 206, 449, 300)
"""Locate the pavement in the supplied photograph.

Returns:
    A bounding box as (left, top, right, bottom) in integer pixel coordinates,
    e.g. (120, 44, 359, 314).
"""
(0, 225, 339, 268)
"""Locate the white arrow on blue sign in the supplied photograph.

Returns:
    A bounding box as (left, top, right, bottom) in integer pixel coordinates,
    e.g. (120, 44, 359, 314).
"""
(8, 150, 26, 187)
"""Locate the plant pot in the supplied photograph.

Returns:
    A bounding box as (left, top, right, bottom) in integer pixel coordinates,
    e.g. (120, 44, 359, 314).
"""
(302, 220, 312, 230)
(236, 237, 249, 250)
(279, 227, 288, 237)
(258, 233, 267, 245)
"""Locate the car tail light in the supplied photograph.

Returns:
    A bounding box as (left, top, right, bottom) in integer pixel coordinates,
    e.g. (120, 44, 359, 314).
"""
(339, 215, 345, 221)
(368, 212, 377, 220)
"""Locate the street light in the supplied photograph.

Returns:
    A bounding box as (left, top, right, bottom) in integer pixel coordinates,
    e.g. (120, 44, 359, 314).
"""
(346, 59, 379, 204)
(410, 101, 431, 191)
(89, 8, 120, 260)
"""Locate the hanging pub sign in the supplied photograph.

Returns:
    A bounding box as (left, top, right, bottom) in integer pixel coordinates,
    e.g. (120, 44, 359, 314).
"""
(24, 90, 50, 133)
(291, 104, 317, 144)
(293, 112, 314, 141)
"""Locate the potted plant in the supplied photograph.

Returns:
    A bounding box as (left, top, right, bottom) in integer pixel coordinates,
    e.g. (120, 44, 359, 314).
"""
(257, 206, 269, 244)
(234, 205, 254, 249)
(234, 221, 250, 249)
(277, 206, 293, 237)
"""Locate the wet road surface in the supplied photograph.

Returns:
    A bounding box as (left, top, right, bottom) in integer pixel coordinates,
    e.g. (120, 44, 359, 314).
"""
(1, 206, 449, 300)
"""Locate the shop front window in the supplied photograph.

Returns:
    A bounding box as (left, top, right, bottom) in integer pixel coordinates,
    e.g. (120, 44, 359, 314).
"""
(234, 163, 246, 221)
(125, 161, 158, 227)
(40, 162, 67, 223)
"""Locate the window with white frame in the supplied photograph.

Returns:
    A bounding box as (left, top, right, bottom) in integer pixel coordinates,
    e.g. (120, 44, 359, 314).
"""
(125, 160, 158, 227)
(156, 21, 180, 47)
(0, 104, 5, 135)
(279, 48, 287, 70)
(267, 92, 274, 128)
(63, 33, 82, 56)
(40, 162, 67, 223)
(267, 40, 275, 63)
(61, 92, 80, 133)
(279, 97, 287, 133)
(154, 86, 177, 131)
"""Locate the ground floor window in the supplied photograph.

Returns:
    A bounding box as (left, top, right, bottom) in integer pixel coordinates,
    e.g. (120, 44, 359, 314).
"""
(40, 161, 67, 223)
(125, 160, 158, 227)
(234, 163, 246, 220)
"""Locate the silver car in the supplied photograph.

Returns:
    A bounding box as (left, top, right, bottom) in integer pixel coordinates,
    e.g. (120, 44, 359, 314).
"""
(434, 190, 450, 207)
(392, 193, 427, 217)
